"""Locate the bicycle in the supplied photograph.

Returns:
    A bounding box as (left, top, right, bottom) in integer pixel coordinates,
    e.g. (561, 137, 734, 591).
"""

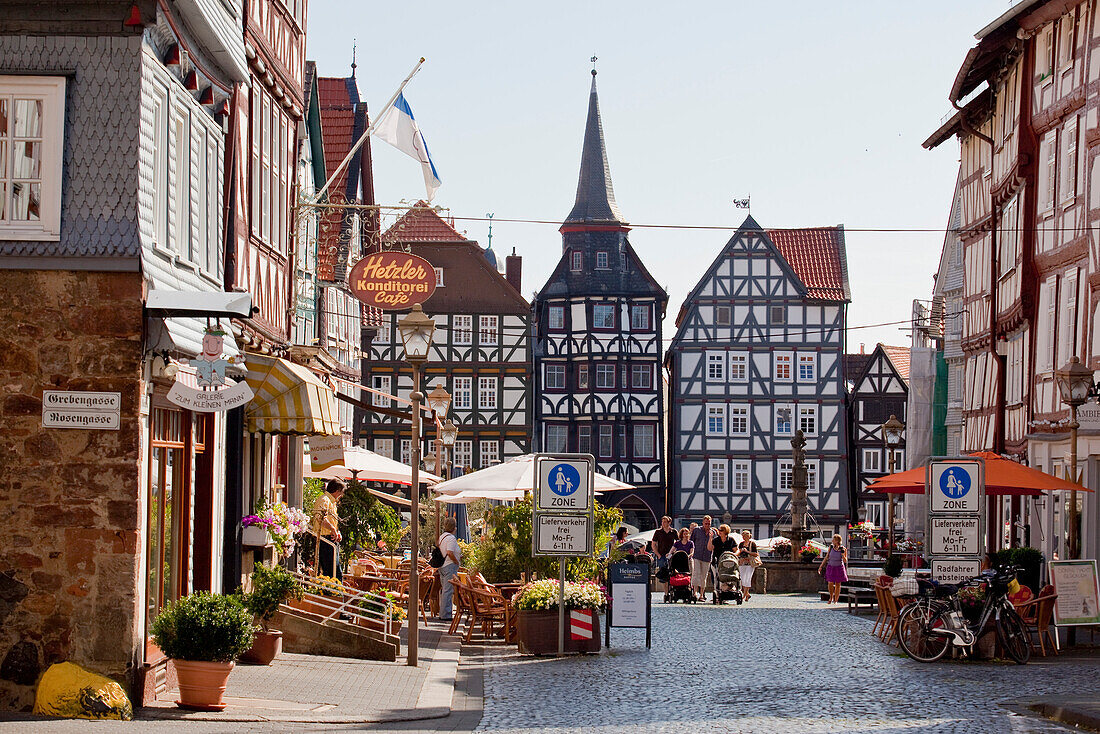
(896, 565, 1030, 664)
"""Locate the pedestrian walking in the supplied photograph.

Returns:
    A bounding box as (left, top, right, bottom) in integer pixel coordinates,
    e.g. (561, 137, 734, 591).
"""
(707, 524, 738, 605)
(651, 516, 677, 570)
(818, 534, 848, 604)
(436, 516, 462, 621)
(672, 527, 694, 557)
(311, 479, 345, 580)
(690, 516, 717, 601)
(607, 526, 628, 555)
(737, 530, 760, 601)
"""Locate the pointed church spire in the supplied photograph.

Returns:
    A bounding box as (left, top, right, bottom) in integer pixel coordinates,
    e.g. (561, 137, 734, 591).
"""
(564, 68, 626, 226)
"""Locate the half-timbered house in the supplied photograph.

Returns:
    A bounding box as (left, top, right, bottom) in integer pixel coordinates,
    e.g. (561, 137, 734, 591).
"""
(532, 73, 668, 530)
(358, 205, 531, 471)
(847, 344, 910, 533)
(666, 217, 851, 537)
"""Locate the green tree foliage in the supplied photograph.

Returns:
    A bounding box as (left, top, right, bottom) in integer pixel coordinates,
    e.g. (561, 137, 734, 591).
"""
(337, 478, 400, 562)
(467, 495, 622, 584)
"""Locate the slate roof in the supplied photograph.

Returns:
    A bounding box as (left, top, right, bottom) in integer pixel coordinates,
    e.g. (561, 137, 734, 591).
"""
(382, 202, 469, 244)
(843, 353, 874, 384)
(563, 74, 625, 226)
(767, 225, 850, 302)
(881, 344, 911, 384)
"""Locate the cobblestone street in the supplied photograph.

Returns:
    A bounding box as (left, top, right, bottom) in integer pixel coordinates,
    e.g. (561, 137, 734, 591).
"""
(478, 594, 1093, 734)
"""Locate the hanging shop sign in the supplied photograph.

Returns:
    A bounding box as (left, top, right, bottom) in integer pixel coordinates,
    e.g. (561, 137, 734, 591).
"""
(42, 390, 121, 430)
(348, 251, 436, 310)
(166, 326, 253, 412)
(310, 434, 346, 472)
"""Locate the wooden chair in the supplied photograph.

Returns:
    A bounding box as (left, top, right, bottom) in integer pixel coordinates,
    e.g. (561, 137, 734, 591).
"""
(447, 579, 473, 636)
(1016, 586, 1059, 656)
(878, 589, 900, 645)
(870, 584, 888, 637)
(461, 583, 508, 642)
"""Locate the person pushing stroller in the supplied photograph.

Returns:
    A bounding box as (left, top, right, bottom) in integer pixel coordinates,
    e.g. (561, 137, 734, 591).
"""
(708, 524, 740, 605)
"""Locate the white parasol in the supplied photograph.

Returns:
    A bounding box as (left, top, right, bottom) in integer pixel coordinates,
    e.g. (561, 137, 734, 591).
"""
(432, 454, 634, 503)
(304, 446, 442, 486)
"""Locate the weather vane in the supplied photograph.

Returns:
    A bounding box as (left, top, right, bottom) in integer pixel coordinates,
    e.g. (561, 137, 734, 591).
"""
(591, 55, 598, 75)
(733, 195, 751, 211)
(486, 212, 494, 250)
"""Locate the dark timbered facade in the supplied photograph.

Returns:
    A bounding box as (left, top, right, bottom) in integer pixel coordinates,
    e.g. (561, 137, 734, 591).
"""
(358, 206, 531, 470)
(667, 217, 851, 537)
(846, 344, 909, 531)
(532, 73, 668, 529)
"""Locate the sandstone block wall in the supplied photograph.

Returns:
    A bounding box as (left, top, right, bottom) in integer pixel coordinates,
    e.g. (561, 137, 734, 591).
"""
(0, 269, 144, 710)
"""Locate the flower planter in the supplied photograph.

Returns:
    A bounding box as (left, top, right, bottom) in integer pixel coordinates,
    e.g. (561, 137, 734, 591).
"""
(240, 629, 282, 665)
(242, 525, 273, 548)
(516, 610, 600, 655)
(173, 660, 234, 711)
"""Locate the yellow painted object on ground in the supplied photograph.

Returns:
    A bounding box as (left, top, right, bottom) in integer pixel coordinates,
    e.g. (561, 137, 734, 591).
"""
(33, 662, 133, 721)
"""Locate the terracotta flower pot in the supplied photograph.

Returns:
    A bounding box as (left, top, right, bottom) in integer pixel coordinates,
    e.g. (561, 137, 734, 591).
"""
(173, 659, 234, 711)
(241, 629, 282, 665)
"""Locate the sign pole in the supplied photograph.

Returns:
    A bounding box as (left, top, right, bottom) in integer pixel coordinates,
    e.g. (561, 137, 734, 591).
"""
(558, 557, 566, 657)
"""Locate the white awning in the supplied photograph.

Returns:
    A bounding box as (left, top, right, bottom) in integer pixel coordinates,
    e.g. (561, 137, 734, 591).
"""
(145, 289, 254, 318)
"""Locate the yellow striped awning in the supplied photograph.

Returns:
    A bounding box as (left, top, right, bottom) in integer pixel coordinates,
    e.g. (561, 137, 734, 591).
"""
(244, 354, 341, 436)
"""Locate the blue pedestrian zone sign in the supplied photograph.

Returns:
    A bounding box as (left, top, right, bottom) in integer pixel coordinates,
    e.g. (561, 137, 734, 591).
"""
(549, 463, 581, 497)
(928, 459, 983, 514)
(536, 455, 592, 512)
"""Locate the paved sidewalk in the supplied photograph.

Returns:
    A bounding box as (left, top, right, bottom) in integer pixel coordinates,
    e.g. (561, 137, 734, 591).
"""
(0, 619, 480, 731)
(1029, 696, 1100, 732)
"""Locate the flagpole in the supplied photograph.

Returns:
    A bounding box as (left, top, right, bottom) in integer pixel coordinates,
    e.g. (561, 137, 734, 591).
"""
(312, 57, 426, 205)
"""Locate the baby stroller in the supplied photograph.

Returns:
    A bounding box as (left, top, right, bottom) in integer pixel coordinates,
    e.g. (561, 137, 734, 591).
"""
(663, 550, 695, 603)
(714, 551, 743, 604)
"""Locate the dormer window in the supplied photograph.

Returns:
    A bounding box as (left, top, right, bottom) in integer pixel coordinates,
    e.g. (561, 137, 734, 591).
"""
(596, 251, 609, 269)
(570, 251, 583, 271)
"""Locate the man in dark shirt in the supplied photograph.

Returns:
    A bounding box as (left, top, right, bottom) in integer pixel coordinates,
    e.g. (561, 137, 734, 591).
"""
(650, 515, 677, 568)
(690, 516, 716, 601)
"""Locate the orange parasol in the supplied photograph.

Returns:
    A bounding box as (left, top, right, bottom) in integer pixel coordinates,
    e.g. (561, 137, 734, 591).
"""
(865, 451, 1092, 496)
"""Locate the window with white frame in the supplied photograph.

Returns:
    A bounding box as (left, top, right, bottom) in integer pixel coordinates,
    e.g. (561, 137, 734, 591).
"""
(798, 354, 816, 382)
(479, 440, 499, 467)
(592, 304, 615, 329)
(478, 377, 497, 409)
(434, 267, 444, 287)
(706, 352, 725, 382)
(862, 449, 881, 473)
(1039, 24, 1054, 79)
(172, 109, 190, 259)
(631, 304, 650, 330)
(544, 364, 566, 389)
(733, 461, 750, 493)
(545, 424, 568, 453)
(596, 251, 609, 269)
(578, 425, 591, 454)
(570, 250, 583, 271)
(770, 306, 786, 325)
(729, 405, 749, 436)
(453, 315, 472, 345)
(400, 439, 411, 465)
(774, 353, 792, 381)
(775, 406, 793, 436)
(885, 449, 905, 472)
(578, 364, 589, 390)
(864, 501, 885, 528)
(598, 425, 613, 457)
(452, 377, 472, 410)
(375, 320, 390, 343)
(617, 425, 626, 457)
(1059, 116, 1078, 204)
(631, 364, 652, 389)
(798, 405, 818, 436)
(372, 375, 391, 407)
(0, 76, 65, 239)
(808, 463, 818, 493)
(709, 460, 727, 492)
(548, 305, 564, 330)
(250, 84, 292, 256)
(633, 424, 654, 458)
(729, 353, 748, 382)
(1057, 268, 1078, 367)
(478, 315, 498, 345)
(1041, 130, 1057, 212)
(595, 364, 615, 389)
(715, 305, 731, 326)
(779, 461, 793, 491)
(706, 404, 726, 436)
(1057, 12, 1074, 69)
(373, 439, 393, 459)
(452, 440, 472, 470)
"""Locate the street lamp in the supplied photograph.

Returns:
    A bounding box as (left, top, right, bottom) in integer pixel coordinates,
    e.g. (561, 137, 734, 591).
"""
(882, 414, 905, 553)
(398, 303, 435, 667)
(426, 383, 452, 417)
(1056, 356, 1094, 560)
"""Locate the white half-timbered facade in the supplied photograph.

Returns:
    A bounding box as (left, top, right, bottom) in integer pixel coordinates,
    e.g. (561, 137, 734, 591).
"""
(532, 73, 668, 530)
(667, 217, 851, 537)
(359, 206, 531, 470)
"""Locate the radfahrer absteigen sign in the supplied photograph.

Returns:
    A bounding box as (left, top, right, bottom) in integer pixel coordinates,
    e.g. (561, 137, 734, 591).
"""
(532, 454, 595, 557)
(926, 457, 985, 584)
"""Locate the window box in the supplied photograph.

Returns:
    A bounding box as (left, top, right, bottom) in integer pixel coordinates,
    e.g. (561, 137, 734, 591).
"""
(242, 525, 273, 548)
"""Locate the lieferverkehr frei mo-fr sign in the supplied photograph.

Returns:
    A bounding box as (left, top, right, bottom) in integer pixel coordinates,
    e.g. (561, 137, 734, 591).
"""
(928, 459, 984, 514)
(41, 391, 121, 430)
(929, 516, 982, 556)
(536, 456, 592, 511)
(534, 514, 591, 556)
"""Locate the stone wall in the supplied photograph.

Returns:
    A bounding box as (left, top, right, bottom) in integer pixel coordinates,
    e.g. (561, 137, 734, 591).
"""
(0, 269, 144, 710)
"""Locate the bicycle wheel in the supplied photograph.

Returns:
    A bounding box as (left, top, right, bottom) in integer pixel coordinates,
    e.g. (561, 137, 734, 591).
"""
(896, 602, 951, 663)
(997, 608, 1030, 665)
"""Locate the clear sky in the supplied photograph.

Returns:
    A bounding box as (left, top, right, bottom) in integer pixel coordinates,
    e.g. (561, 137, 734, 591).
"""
(308, 0, 1015, 350)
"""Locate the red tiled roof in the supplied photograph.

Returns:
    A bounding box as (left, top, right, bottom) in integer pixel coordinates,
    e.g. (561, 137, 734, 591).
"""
(767, 226, 849, 302)
(382, 201, 469, 244)
(880, 344, 911, 384)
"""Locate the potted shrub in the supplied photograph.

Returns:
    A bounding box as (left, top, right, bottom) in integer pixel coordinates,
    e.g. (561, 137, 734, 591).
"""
(511, 579, 605, 655)
(151, 592, 256, 711)
(241, 563, 302, 665)
(799, 545, 821, 563)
